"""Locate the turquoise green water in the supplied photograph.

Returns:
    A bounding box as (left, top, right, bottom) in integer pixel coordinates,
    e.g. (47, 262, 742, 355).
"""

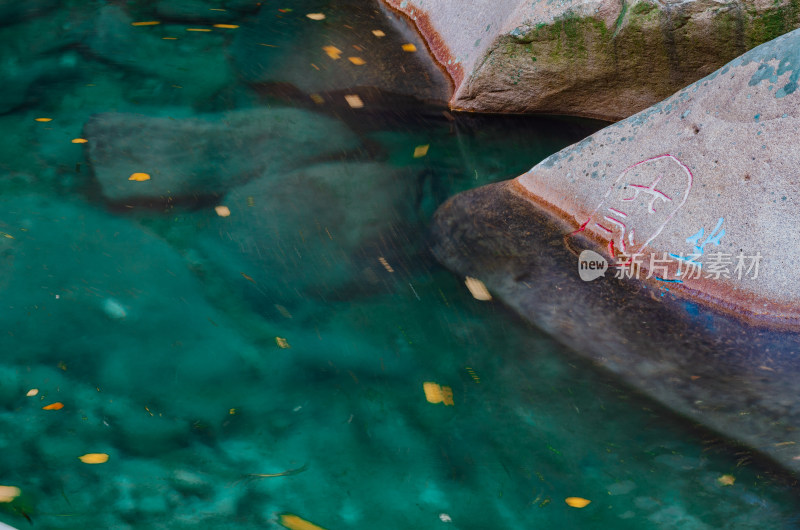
(1, 1, 800, 529)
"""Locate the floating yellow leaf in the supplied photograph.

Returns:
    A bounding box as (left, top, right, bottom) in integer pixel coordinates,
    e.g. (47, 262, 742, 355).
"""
(129, 172, 151, 181)
(322, 46, 341, 60)
(229, 408, 236, 415)
(26, 389, 38, 397)
(402, 43, 417, 52)
(42, 402, 64, 410)
(348, 57, 365, 65)
(71, 138, 88, 144)
(423, 382, 454, 406)
(131, 21, 161, 26)
(378, 256, 394, 272)
(79, 453, 109, 464)
(309, 93, 324, 105)
(276, 337, 290, 349)
(278, 513, 327, 530)
(0, 486, 21, 503)
(213, 24, 239, 28)
(372, 30, 385, 37)
(717, 474, 736, 486)
(34, 118, 52, 122)
(215, 205, 231, 217)
(162, 37, 178, 40)
(344, 94, 363, 108)
(465, 277, 492, 301)
(413, 144, 429, 158)
(306, 13, 326, 20)
(186, 28, 212, 32)
(565, 497, 591, 508)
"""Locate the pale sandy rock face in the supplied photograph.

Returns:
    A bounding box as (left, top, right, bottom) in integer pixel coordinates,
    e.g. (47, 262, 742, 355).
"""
(383, 0, 800, 120)
(516, 28, 800, 326)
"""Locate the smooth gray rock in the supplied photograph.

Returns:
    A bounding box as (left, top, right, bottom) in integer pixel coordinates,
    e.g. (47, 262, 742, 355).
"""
(84, 108, 360, 202)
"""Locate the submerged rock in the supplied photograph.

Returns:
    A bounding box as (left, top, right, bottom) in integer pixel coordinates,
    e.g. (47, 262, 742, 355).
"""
(384, 0, 800, 120)
(83, 107, 360, 203)
(430, 30, 800, 472)
(199, 162, 420, 306)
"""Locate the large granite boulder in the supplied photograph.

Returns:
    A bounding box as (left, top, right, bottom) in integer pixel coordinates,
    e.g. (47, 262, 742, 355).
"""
(83, 108, 360, 203)
(383, 0, 800, 120)
(430, 30, 800, 471)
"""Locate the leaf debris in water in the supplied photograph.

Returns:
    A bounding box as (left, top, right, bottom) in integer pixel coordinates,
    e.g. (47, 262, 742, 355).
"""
(464, 277, 492, 300)
(717, 474, 736, 486)
(423, 382, 454, 406)
(0, 486, 21, 503)
(276, 337, 290, 349)
(401, 43, 417, 52)
(413, 144, 429, 158)
(214, 205, 231, 217)
(42, 402, 64, 410)
(348, 57, 365, 65)
(131, 21, 160, 26)
(129, 172, 151, 181)
(278, 513, 326, 530)
(322, 46, 342, 60)
(565, 497, 591, 508)
(344, 94, 363, 108)
(306, 13, 326, 20)
(372, 30, 385, 37)
(79, 453, 109, 464)
(213, 24, 239, 29)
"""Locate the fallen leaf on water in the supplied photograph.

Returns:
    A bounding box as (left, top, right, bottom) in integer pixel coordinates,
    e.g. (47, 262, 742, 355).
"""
(213, 24, 239, 28)
(129, 172, 151, 181)
(348, 57, 365, 65)
(378, 256, 394, 272)
(278, 513, 327, 530)
(241, 272, 256, 283)
(71, 138, 88, 144)
(215, 205, 231, 217)
(413, 144, 429, 158)
(276, 337, 290, 349)
(309, 93, 324, 104)
(34, 118, 52, 122)
(42, 402, 64, 410)
(131, 21, 160, 26)
(344, 94, 363, 108)
(401, 43, 417, 52)
(423, 382, 454, 406)
(465, 277, 492, 301)
(306, 13, 326, 20)
(322, 46, 342, 60)
(79, 453, 109, 464)
(0, 486, 21, 503)
(186, 28, 212, 32)
(565, 497, 591, 508)
(717, 474, 735, 486)
(372, 30, 385, 37)
(26, 389, 38, 397)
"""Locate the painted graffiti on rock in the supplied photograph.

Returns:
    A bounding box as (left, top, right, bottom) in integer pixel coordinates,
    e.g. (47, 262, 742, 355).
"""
(574, 154, 694, 260)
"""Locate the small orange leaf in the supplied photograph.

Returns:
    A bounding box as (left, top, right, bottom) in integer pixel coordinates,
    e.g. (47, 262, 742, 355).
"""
(717, 474, 735, 486)
(276, 337, 290, 349)
(35, 118, 52, 122)
(401, 43, 417, 52)
(213, 24, 239, 28)
(129, 172, 151, 181)
(306, 13, 326, 20)
(214, 205, 231, 217)
(278, 513, 327, 530)
(79, 453, 109, 464)
(344, 94, 363, 108)
(348, 57, 365, 65)
(413, 144, 429, 158)
(186, 28, 212, 32)
(42, 402, 64, 410)
(423, 382, 454, 405)
(372, 30, 385, 37)
(71, 138, 88, 144)
(565, 497, 591, 508)
(322, 46, 342, 60)
(0, 486, 21, 503)
(131, 21, 160, 26)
